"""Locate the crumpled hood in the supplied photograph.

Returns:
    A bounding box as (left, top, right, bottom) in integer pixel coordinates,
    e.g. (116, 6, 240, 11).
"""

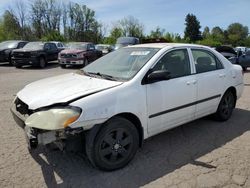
(60, 49, 86, 54)
(17, 73, 122, 110)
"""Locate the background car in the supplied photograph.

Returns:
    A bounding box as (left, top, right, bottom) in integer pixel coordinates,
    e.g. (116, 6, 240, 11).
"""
(114, 37, 139, 50)
(58, 42, 102, 68)
(0, 40, 28, 65)
(50, 41, 65, 51)
(12, 41, 59, 68)
(95, 44, 113, 55)
(215, 45, 237, 59)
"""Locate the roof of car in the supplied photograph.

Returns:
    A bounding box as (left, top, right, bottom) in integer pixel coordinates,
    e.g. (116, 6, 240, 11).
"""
(128, 43, 208, 49)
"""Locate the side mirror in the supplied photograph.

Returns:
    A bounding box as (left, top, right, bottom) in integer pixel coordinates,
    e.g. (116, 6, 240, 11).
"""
(147, 70, 171, 84)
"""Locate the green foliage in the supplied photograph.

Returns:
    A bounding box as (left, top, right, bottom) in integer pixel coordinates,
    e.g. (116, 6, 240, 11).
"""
(149, 27, 165, 38)
(2, 10, 21, 40)
(196, 38, 222, 47)
(227, 23, 249, 46)
(184, 13, 202, 42)
(117, 16, 144, 38)
(41, 31, 65, 41)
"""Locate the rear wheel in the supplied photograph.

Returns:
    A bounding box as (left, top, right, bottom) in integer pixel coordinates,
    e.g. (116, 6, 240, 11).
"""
(215, 91, 235, 121)
(86, 117, 139, 171)
(242, 67, 247, 71)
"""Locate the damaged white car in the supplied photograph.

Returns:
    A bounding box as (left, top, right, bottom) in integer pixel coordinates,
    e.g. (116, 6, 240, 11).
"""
(11, 43, 244, 171)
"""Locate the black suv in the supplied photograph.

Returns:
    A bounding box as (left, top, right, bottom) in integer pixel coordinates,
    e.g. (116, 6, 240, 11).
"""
(0, 40, 28, 65)
(12, 42, 59, 68)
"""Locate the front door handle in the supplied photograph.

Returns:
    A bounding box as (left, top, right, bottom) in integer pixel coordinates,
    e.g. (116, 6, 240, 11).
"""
(186, 80, 197, 85)
(219, 73, 226, 78)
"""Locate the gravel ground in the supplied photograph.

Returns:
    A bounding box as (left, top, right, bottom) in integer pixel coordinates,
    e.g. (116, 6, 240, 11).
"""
(0, 62, 250, 188)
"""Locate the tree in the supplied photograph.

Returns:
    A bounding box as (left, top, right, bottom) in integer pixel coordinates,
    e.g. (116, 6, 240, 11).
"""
(104, 26, 123, 44)
(211, 26, 225, 43)
(2, 10, 21, 39)
(149, 26, 165, 38)
(227, 23, 249, 46)
(184, 13, 201, 42)
(202, 26, 210, 38)
(118, 16, 144, 38)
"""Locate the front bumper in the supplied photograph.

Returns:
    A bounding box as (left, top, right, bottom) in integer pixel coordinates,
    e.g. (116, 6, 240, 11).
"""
(11, 102, 84, 150)
(59, 58, 84, 65)
(12, 57, 39, 66)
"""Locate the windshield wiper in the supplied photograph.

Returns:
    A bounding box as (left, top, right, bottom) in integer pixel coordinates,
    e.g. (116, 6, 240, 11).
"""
(86, 72, 118, 81)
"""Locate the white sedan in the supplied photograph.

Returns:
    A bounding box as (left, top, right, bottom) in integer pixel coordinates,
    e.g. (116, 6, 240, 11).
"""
(11, 43, 244, 171)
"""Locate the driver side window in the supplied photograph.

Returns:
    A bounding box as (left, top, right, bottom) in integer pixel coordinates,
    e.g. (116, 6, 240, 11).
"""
(153, 49, 191, 78)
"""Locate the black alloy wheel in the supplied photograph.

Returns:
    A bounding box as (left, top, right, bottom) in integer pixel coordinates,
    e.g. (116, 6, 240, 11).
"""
(86, 117, 139, 171)
(215, 91, 235, 121)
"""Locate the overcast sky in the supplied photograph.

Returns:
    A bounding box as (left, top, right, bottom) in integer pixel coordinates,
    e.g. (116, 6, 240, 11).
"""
(0, 0, 249, 35)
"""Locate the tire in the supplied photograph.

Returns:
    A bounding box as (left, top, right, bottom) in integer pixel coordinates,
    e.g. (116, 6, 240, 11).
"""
(86, 117, 139, 171)
(39, 57, 46, 68)
(215, 91, 235, 121)
(84, 58, 88, 67)
(9, 56, 13, 66)
(15, 65, 22, 68)
(242, 67, 247, 71)
(60, 64, 66, 69)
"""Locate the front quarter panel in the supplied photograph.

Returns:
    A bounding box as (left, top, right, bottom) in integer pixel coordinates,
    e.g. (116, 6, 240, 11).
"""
(69, 81, 148, 137)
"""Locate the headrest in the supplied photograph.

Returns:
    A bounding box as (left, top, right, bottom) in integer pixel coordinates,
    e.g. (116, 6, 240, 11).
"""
(197, 57, 212, 66)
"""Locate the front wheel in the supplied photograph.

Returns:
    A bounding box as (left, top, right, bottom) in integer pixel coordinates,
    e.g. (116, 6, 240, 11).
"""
(215, 91, 235, 121)
(39, 57, 46, 68)
(86, 117, 139, 171)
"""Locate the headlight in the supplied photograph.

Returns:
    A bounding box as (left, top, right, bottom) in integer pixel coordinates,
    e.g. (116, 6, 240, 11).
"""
(25, 106, 81, 130)
(77, 53, 83, 58)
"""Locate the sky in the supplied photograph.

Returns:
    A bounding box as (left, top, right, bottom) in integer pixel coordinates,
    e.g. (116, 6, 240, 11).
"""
(0, 0, 250, 36)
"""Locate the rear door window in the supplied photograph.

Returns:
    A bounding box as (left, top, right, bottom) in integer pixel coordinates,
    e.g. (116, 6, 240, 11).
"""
(191, 49, 223, 73)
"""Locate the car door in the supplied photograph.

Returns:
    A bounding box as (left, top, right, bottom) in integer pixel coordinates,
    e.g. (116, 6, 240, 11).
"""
(146, 48, 197, 136)
(191, 48, 227, 118)
(239, 51, 250, 68)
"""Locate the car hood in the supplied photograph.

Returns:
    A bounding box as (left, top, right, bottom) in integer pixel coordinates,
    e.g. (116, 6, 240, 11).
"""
(60, 49, 86, 54)
(17, 73, 123, 110)
(13, 49, 42, 53)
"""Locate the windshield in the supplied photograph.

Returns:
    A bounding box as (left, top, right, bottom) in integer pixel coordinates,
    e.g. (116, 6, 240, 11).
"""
(67, 43, 87, 50)
(23, 42, 44, 50)
(83, 47, 159, 81)
(0, 41, 18, 49)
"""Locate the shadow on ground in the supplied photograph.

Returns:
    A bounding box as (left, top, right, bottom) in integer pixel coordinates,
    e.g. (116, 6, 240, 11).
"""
(30, 108, 250, 188)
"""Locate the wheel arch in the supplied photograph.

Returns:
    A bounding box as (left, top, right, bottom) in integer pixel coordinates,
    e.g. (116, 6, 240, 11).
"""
(224, 86, 237, 107)
(114, 112, 144, 147)
(86, 112, 144, 148)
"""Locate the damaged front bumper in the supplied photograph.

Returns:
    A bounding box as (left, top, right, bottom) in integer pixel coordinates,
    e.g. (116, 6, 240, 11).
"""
(10, 100, 83, 150)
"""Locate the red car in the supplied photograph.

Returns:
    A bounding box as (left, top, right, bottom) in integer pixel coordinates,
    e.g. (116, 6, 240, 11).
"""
(58, 42, 102, 68)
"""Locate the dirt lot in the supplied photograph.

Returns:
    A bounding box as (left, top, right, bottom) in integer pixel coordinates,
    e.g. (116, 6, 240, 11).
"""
(0, 62, 250, 188)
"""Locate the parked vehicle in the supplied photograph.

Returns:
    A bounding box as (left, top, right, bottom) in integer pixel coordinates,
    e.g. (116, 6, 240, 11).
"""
(215, 45, 237, 59)
(12, 42, 59, 68)
(232, 50, 250, 71)
(114, 37, 139, 50)
(58, 42, 102, 68)
(11, 43, 243, 171)
(50, 41, 65, 51)
(95, 44, 113, 55)
(0, 40, 28, 65)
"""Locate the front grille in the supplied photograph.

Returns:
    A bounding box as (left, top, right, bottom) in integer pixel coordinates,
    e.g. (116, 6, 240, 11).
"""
(15, 98, 31, 115)
(12, 52, 31, 58)
(61, 54, 77, 58)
